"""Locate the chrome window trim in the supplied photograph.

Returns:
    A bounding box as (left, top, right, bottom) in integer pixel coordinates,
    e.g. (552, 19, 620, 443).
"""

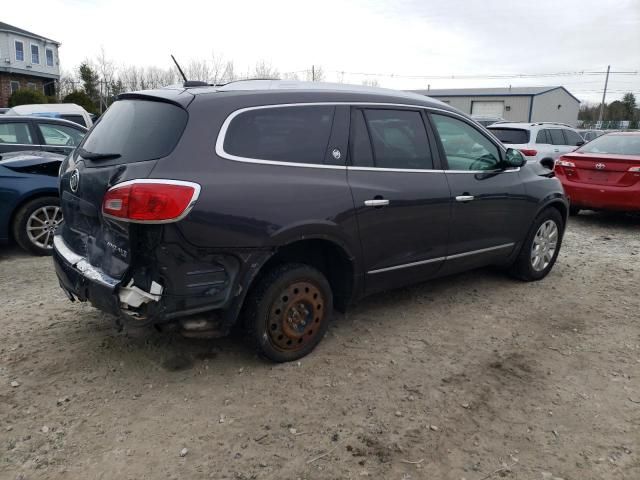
(0, 143, 46, 147)
(214, 102, 507, 172)
(367, 242, 515, 274)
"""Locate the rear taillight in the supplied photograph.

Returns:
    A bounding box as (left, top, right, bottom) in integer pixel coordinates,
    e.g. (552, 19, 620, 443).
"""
(102, 180, 201, 223)
(556, 159, 575, 168)
(519, 149, 537, 157)
(629, 166, 640, 172)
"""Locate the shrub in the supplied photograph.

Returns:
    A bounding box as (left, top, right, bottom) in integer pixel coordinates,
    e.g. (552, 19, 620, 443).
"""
(8, 88, 48, 107)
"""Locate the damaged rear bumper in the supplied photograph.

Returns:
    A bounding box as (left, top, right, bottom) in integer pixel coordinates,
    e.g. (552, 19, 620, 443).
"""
(52, 233, 265, 332)
(53, 235, 122, 316)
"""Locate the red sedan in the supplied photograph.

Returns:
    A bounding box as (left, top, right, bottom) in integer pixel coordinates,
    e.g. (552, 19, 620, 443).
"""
(554, 132, 640, 215)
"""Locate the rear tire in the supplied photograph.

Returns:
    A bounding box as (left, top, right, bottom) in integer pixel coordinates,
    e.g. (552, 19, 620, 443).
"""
(244, 263, 333, 362)
(510, 208, 564, 281)
(12, 196, 62, 256)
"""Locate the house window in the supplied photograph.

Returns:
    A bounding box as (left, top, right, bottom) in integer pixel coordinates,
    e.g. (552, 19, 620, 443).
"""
(27, 82, 37, 90)
(15, 41, 24, 61)
(10, 81, 20, 94)
(31, 44, 40, 64)
(46, 48, 54, 67)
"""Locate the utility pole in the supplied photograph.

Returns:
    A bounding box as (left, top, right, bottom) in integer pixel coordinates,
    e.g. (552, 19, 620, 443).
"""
(311, 65, 315, 82)
(597, 65, 611, 124)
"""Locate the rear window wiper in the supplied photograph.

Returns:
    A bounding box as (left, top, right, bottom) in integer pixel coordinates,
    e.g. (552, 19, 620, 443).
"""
(78, 148, 121, 161)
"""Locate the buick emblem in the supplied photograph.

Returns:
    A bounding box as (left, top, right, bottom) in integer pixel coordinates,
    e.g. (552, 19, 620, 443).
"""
(69, 169, 80, 192)
(595, 163, 606, 170)
(331, 148, 342, 160)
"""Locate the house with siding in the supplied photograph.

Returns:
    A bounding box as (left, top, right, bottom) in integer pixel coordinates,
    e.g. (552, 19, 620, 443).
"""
(0, 22, 60, 107)
(409, 86, 580, 126)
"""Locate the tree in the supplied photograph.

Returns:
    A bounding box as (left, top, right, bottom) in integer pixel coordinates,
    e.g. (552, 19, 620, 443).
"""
(621, 93, 637, 121)
(8, 88, 48, 107)
(63, 90, 97, 114)
(253, 60, 279, 79)
(79, 62, 99, 104)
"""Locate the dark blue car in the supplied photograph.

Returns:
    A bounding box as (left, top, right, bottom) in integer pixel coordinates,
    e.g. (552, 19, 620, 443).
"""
(0, 151, 64, 255)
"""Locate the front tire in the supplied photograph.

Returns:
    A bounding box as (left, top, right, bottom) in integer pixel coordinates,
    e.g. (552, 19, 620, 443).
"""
(244, 263, 333, 362)
(12, 196, 62, 256)
(510, 208, 564, 281)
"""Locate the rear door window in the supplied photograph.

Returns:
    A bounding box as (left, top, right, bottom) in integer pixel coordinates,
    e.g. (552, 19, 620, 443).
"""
(79, 99, 188, 164)
(361, 109, 433, 169)
(0, 122, 33, 144)
(38, 123, 85, 146)
(223, 106, 335, 164)
(349, 110, 374, 167)
(563, 129, 583, 146)
(488, 128, 530, 144)
(548, 129, 566, 146)
(536, 129, 550, 144)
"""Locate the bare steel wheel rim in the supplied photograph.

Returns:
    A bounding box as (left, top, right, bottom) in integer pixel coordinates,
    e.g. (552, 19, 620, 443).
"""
(268, 281, 325, 352)
(530, 219, 558, 272)
(26, 206, 62, 250)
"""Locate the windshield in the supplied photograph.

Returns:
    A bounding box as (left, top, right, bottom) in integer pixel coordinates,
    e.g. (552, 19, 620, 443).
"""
(79, 99, 188, 164)
(578, 134, 640, 156)
(488, 128, 530, 144)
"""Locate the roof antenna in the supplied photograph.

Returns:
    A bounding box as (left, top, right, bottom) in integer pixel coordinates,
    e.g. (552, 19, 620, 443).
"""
(171, 54, 188, 82)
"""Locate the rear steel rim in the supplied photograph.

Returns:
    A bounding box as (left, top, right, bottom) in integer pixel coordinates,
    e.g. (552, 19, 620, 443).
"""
(267, 281, 325, 352)
(530, 219, 558, 272)
(26, 206, 62, 250)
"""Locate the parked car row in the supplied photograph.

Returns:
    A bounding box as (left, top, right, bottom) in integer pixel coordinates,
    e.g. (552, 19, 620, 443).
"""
(0, 112, 87, 255)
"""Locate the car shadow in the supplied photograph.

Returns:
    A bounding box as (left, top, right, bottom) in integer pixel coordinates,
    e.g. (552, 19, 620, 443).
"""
(571, 210, 640, 228)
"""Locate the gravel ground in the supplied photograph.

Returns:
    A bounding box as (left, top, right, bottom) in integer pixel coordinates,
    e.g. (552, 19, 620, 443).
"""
(1, 211, 639, 480)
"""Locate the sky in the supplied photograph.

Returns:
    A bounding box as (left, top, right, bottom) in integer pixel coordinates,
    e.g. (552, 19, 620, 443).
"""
(4, 0, 640, 103)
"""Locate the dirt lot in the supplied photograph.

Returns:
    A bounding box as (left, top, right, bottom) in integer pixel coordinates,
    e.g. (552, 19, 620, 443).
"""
(1, 212, 639, 480)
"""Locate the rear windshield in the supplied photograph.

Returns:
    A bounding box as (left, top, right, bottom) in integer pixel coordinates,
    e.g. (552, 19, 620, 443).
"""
(487, 128, 530, 144)
(578, 134, 640, 155)
(79, 99, 187, 164)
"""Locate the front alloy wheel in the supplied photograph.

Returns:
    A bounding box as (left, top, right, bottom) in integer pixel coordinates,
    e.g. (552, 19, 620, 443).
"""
(510, 207, 564, 281)
(530, 219, 558, 272)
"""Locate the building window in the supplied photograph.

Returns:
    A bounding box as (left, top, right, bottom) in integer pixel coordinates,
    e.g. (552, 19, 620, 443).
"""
(27, 82, 37, 90)
(31, 44, 40, 64)
(15, 41, 24, 61)
(46, 48, 54, 67)
(10, 81, 20, 94)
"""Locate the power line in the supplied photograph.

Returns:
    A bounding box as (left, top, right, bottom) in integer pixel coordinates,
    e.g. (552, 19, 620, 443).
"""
(319, 69, 639, 80)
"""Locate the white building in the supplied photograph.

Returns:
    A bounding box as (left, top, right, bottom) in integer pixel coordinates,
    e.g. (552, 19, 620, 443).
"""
(409, 86, 581, 126)
(0, 21, 61, 106)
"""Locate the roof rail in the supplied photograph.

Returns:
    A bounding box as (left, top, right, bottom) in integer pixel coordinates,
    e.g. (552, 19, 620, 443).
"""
(533, 122, 573, 128)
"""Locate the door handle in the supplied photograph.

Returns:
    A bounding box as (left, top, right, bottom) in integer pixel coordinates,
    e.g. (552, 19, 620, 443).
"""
(364, 199, 390, 207)
(455, 195, 475, 202)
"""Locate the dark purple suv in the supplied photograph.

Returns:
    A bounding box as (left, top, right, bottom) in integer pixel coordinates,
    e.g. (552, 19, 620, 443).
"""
(53, 80, 568, 362)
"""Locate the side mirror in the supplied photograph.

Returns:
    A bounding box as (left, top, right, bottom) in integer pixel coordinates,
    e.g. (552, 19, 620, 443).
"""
(504, 148, 527, 168)
(575, 140, 585, 147)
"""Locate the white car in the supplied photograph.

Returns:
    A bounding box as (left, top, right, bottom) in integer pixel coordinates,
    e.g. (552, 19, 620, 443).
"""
(6, 103, 93, 128)
(488, 122, 585, 169)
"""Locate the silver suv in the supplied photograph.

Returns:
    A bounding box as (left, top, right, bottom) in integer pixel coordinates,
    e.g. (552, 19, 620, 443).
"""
(488, 122, 585, 169)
